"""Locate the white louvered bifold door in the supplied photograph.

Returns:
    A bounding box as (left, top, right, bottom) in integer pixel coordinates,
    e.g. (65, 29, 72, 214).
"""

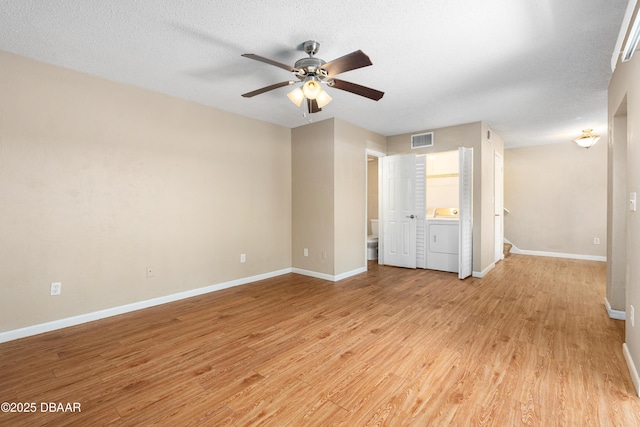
(458, 147, 473, 279)
(415, 155, 426, 269)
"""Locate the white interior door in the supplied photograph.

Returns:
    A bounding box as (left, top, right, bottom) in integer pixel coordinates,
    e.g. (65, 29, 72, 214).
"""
(381, 154, 417, 268)
(494, 152, 504, 263)
(458, 147, 473, 279)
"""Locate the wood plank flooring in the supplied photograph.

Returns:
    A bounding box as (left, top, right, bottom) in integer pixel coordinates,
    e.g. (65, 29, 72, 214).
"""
(1, 255, 639, 426)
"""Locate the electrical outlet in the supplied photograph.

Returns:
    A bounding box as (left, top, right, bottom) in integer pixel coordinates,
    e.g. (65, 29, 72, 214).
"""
(50, 282, 61, 296)
(593, 237, 600, 245)
(146, 266, 154, 278)
(240, 254, 246, 263)
(631, 305, 635, 328)
(304, 248, 308, 257)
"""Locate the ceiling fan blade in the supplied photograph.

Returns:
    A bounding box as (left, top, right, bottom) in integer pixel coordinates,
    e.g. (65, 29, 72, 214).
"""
(241, 81, 295, 98)
(322, 50, 373, 76)
(307, 98, 322, 114)
(241, 53, 299, 73)
(330, 79, 384, 101)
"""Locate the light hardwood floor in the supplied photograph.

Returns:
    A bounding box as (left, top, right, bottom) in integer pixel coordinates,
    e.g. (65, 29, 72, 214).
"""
(1, 255, 639, 426)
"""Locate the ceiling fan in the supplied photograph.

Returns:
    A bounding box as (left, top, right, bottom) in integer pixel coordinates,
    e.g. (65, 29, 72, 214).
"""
(241, 40, 384, 114)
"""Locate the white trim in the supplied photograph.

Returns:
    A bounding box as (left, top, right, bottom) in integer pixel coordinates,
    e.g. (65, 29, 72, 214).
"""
(473, 262, 495, 278)
(518, 249, 606, 262)
(292, 268, 335, 281)
(494, 151, 504, 264)
(605, 298, 626, 320)
(504, 239, 605, 261)
(365, 148, 386, 158)
(292, 267, 367, 282)
(0, 268, 292, 344)
(365, 148, 385, 270)
(335, 267, 367, 281)
(623, 343, 640, 397)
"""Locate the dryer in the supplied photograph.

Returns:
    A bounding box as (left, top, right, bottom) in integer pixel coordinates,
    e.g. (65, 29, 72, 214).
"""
(426, 208, 459, 273)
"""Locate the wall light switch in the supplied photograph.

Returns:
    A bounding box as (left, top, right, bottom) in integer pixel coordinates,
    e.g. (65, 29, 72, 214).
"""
(304, 248, 308, 257)
(631, 192, 637, 212)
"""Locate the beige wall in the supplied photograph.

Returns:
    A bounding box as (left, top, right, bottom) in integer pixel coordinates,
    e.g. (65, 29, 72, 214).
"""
(334, 119, 386, 275)
(291, 118, 386, 277)
(291, 120, 335, 275)
(0, 52, 292, 332)
(504, 141, 607, 257)
(387, 121, 504, 275)
(387, 122, 481, 156)
(609, 27, 640, 389)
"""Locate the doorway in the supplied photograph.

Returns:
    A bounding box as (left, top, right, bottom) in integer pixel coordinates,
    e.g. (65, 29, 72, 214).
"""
(494, 152, 504, 263)
(365, 149, 385, 269)
(378, 148, 473, 279)
(606, 98, 628, 318)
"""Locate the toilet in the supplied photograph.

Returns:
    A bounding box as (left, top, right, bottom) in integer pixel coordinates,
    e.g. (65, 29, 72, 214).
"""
(367, 219, 379, 260)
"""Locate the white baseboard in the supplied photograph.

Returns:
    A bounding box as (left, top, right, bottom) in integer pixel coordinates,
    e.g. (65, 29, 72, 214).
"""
(0, 268, 292, 344)
(291, 268, 335, 281)
(501, 239, 604, 262)
(605, 298, 626, 320)
(473, 262, 495, 278)
(335, 267, 367, 281)
(623, 343, 640, 397)
(518, 249, 606, 262)
(292, 267, 367, 282)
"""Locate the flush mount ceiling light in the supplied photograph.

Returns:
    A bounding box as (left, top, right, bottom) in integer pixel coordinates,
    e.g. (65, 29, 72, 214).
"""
(573, 129, 601, 148)
(241, 40, 383, 115)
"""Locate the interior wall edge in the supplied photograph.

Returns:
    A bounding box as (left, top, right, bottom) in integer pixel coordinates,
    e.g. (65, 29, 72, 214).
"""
(623, 342, 640, 397)
(472, 262, 495, 278)
(605, 297, 627, 320)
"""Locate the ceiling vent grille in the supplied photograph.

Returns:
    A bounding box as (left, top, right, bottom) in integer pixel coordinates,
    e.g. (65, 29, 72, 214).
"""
(411, 132, 434, 149)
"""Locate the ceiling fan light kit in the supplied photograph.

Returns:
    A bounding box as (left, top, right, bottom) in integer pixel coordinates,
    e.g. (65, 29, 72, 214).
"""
(315, 90, 332, 108)
(302, 79, 322, 99)
(241, 40, 384, 114)
(287, 87, 305, 107)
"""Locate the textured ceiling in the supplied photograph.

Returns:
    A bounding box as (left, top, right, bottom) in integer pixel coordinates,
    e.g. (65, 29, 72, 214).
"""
(0, 0, 629, 147)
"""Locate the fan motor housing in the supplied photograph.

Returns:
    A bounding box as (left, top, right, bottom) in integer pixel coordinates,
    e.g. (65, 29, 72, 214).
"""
(294, 57, 327, 77)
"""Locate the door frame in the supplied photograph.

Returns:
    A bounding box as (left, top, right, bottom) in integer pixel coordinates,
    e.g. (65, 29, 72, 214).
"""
(365, 149, 385, 269)
(494, 151, 504, 263)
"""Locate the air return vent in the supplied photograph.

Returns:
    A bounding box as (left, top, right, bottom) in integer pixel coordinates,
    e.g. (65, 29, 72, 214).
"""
(411, 132, 434, 149)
